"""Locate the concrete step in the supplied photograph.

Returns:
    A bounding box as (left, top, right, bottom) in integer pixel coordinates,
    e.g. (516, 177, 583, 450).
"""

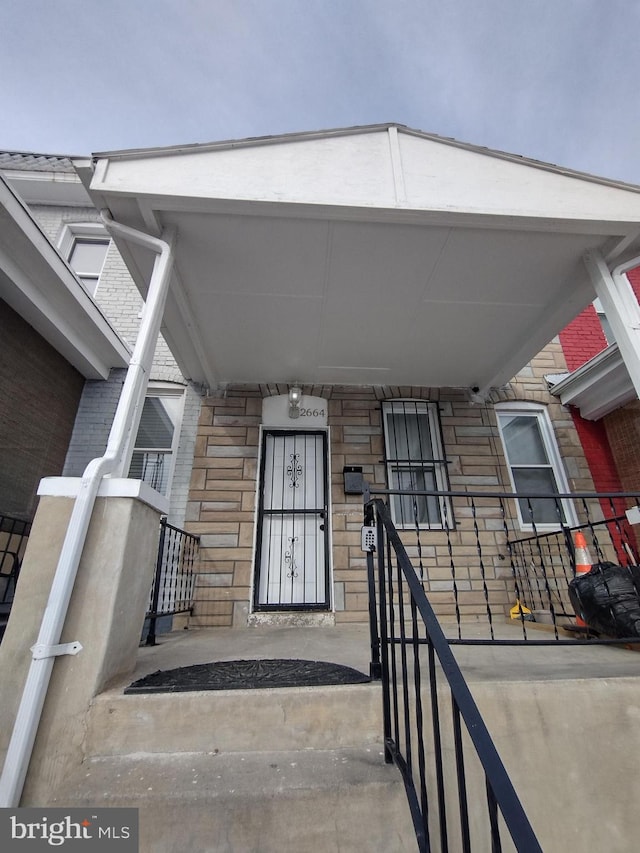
(56, 748, 417, 852)
(86, 682, 383, 757)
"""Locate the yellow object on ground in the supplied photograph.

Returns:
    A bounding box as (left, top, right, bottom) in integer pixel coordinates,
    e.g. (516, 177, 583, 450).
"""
(510, 600, 532, 620)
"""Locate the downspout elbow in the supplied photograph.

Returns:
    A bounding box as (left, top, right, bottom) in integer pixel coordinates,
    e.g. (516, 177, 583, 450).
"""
(612, 254, 640, 279)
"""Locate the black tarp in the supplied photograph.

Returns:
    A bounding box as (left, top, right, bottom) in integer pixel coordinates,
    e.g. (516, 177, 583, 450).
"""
(569, 562, 640, 638)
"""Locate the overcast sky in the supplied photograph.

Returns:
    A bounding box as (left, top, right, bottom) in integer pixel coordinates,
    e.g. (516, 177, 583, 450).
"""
(3, 0, 640, 183)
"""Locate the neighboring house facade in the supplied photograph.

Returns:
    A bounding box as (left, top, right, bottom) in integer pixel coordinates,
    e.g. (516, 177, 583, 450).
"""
(0, 166, 129, 521)
(553, 268, 640, 503)
(4, 124, 640, 633)
(0, 152, 201, 529)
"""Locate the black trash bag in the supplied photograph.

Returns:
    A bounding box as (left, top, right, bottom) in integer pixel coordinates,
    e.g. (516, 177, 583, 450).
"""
(569, 562, 640, 638)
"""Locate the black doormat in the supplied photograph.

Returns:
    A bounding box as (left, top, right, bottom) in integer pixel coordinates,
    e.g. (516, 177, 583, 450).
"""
(124, 658, 371, 693)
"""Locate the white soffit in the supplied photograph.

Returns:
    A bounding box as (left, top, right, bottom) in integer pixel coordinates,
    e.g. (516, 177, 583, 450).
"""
(2, 170, 92, 207)
(0, 176, 130, 379)
(550, 344, 636, 420)
(85, 124, 640, 389)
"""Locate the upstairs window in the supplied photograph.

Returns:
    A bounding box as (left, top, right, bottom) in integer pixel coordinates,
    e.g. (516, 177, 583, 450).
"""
(59, 223, 110, 295)
(382, 400, 451, 528)
(496, 403, 577, 529)
(128, 389, 184, 496)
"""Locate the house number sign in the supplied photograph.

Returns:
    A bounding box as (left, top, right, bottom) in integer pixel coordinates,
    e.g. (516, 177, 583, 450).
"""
(262, 394, 329, 427)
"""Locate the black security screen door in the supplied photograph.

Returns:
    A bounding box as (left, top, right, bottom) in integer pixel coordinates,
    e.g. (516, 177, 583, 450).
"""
(254, 430, 330, 609)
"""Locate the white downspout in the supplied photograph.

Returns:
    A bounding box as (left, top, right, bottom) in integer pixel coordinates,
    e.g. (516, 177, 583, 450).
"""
(0, 213, 174, 807)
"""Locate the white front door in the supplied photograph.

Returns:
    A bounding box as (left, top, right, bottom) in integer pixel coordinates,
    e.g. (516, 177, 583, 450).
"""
(254, 430, 329, 609)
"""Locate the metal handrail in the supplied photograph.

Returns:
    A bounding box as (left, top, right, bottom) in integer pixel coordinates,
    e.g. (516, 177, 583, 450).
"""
(363, 483, 640, 646)
(368, 497, 542, 851)
(145, 517, 200, 645)
(0, 514, 31, 607)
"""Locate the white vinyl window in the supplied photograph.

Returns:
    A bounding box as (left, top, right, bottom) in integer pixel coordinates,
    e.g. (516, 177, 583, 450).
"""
(128, 388, 184, 496)
(382, 400, 451, 529)
(59, 223, 110, 295)
(496, 403, 577, 530)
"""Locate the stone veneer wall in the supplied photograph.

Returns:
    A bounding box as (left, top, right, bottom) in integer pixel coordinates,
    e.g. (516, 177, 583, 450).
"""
(186, 340, 598, 628)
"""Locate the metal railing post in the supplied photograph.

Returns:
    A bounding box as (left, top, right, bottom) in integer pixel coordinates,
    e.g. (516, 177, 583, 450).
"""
(146, 518, 167, 646)
(364, 485, 382, 680)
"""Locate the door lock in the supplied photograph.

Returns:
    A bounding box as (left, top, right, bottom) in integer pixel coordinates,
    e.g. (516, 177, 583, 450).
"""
(361, 526, 376, 552)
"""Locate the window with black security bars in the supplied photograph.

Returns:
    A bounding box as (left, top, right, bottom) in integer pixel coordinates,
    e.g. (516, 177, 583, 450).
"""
(382, 400, 452, 529)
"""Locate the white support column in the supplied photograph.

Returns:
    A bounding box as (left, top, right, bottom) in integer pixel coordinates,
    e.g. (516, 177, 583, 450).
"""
(583, 249, 640, 399)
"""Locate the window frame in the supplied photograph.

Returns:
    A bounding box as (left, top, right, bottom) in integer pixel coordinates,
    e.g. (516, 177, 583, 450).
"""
(381, 400, 453, 530)
(58, 222, 110, 296)
(495, 402, 577, 531)
(127, 384, 185, 497)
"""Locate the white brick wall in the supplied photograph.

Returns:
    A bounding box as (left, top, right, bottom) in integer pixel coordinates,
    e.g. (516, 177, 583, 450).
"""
(62, 369, 126, 477)
(30, 204, 100, 245)
(168, 383, 202, 525)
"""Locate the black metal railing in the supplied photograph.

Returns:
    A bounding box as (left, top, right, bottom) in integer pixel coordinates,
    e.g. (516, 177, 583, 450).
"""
(509, 500, 639, 623)
(145, 518, 200, 645)
(0, 514, 31, 602)
(0, 514, 31, 640)
(366, 497, 542, 852)
(366, 486, 640, 645)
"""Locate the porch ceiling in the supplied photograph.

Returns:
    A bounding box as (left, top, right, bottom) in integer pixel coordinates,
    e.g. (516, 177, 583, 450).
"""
(79, 124, 640, 392)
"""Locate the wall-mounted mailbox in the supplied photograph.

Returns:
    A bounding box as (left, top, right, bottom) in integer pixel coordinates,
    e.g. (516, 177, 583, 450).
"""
(343, 465, 364, 495)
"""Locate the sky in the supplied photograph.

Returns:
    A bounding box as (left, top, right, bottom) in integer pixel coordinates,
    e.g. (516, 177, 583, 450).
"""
(3, 0, 640, 184)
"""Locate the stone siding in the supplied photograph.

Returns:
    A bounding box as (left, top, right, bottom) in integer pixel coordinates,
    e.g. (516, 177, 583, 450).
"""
(186, 343, 597, 628)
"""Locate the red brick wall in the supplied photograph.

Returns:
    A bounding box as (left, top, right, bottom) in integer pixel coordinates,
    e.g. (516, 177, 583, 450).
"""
(560, 266, 640, 372)
(556, 301, 621, 499)
(628, 266, 640, 301)
(603, 401, 640, 494)
(603, 268, 640, 498)
(558, 266, 640, 527)
(570, 413, 628, 526)
(559, 305, 607, 371)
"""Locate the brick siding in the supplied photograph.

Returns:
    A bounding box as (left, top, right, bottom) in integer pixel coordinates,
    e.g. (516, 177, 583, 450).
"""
(603, 401, 640, 494)
(557, 265, 640, 508)
(558, 305, 607, 371)
(558, 265, 640, 373)
(0, 297, 85, 520)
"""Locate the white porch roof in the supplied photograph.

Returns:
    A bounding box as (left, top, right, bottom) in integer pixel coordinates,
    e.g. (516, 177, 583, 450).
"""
(78, 124, 640, 392)
(549, 344, 636, 420)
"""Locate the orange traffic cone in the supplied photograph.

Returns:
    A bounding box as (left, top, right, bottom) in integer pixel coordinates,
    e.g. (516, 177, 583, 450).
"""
(573, 531, 592, 627)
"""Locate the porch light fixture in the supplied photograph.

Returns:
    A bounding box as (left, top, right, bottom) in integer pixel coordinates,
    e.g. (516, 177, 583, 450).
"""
(288, 384, 302, 418)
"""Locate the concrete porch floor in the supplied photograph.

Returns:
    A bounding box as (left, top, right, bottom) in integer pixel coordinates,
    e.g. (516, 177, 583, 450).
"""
(123, 619, 640, 691)
(85, 620, 640, 851)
